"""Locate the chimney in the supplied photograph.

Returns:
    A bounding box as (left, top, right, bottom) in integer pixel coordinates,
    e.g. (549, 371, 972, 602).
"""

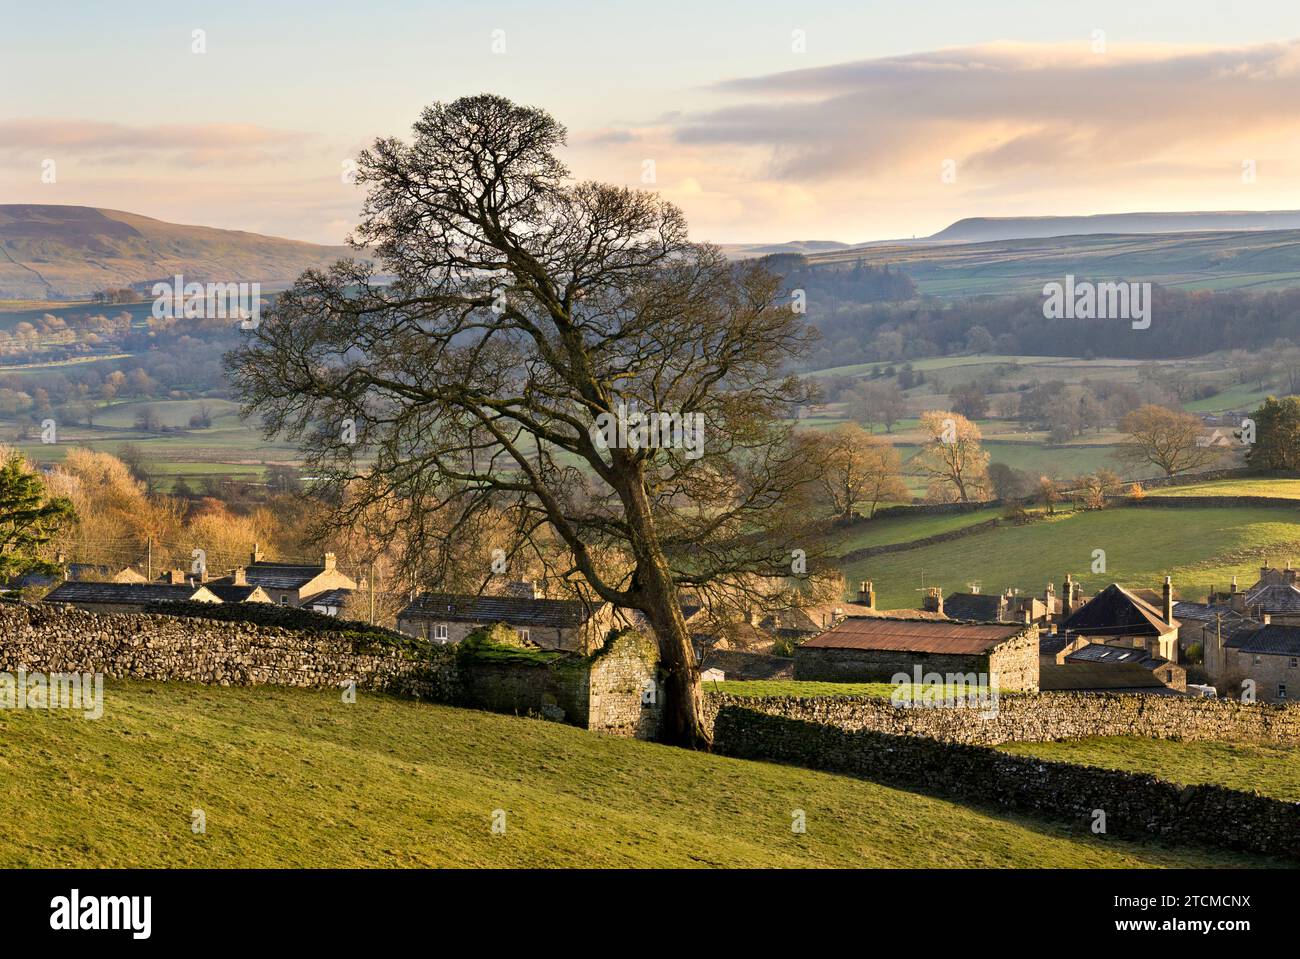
(1263, 612, 1272, 626)
(1163, 575, 1174, 626)
(1062, 574, 1075, 617)
(858, 580, 876, 610)
(1230, 576, 1246, 613)
(251, 542, 264, 564)
(232, 566, 247, 586)
(166, 568, 186, 585)
(922, 586, 943, 616)
(323, 551, 336, 572)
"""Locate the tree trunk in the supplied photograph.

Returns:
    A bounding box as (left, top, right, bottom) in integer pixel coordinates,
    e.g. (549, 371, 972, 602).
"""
(640, 562, 711, 749)
(618, 464, 711, 750)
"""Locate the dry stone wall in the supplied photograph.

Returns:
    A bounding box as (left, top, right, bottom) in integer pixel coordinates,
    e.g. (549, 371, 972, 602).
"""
(712, 707, 1300, 860)
(704, 689, 1300, 746)
(0, 601, 460, 699)
(0, 603, 660, 738)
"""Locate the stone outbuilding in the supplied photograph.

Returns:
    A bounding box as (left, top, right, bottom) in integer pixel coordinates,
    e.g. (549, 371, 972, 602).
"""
(793, 616, 1039, 691)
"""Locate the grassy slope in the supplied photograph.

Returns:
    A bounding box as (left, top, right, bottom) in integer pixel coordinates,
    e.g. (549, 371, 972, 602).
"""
(999, 737, 1300, 802)
(0, 680, 1263, 868)
(839, 505, 1300, 608)
(1147, 479, 1300, 499)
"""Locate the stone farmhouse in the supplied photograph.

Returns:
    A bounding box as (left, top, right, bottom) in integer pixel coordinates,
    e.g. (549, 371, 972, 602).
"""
(44, 581, 223, 613)
(793, 616, 1040, 691)
(1060, 579, 1180, 663)
(227, 546, 357, 607)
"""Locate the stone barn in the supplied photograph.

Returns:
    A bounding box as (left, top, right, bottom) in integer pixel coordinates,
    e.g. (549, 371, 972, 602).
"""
(793, 617, 1039, 691)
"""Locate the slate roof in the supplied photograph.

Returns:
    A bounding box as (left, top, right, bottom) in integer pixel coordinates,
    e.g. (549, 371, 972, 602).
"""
(308, 588, 354, 607)
(44, 582, 210, 604)
(801, 617, 1029, 655)
(1062, 583, 1176, 637)
(242, 562, 326, 590)
(205, 584, 267, 603)
(1039, 663, 1171, 692)
(1226, 623, 1300, 657)
(399, 592, 594, 628)
(1242, 583, 1300, 615)
(1065, 642, 1167, 670)
(942, 592, 1006, 622)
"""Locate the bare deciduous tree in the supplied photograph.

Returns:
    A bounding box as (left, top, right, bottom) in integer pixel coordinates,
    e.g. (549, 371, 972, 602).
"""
(226, 95, 818, 748)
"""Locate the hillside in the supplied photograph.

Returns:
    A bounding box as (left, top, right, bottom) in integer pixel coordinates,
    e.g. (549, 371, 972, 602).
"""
(0, 679, 1255, 867)
(0, 205, 356, 300)
(928, 210, 1300, 244)
(803, 227, 1300, 297)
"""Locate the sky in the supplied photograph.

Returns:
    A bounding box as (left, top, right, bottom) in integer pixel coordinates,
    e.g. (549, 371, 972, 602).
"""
(3, 0, 1300, 246)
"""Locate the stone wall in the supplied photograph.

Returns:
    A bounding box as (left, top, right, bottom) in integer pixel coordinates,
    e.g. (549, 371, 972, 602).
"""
(426, 628, 661, 737)
(712, 707, 1300, 859)
(704, 688, 1300, 746)
(1, 603, 661, 738)
(1, 601, 460, 701)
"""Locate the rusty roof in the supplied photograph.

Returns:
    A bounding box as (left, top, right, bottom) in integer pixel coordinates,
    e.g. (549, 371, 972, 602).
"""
(801, 616, 1029, 655)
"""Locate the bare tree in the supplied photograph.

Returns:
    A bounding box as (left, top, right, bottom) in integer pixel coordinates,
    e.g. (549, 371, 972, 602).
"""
(1119, 404, 1226, 477)
(226, 95, 818, 748)
(913, 411, 989, 503)
(802, 423, 907, 521)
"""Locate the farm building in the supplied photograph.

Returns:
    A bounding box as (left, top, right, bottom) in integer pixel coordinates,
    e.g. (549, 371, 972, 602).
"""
(1061, 641, 1186, 692)
(793, 616, 1040, 691)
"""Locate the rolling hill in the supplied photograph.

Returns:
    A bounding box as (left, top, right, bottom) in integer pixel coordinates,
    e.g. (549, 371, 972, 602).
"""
(803, 227, 1300, 297)
(0, 204, 357, 300)
(926, 210, 1300, 244)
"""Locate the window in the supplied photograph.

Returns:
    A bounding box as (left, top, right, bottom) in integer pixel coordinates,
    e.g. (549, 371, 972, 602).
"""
(434, 623, 449, 643)
(1254, 655, 1262, 665)
(1280, 684, 1288, 700)
(279, 594, 289, 605)
(517, 628, 530, 644)
(1290, 658, 1298, 669)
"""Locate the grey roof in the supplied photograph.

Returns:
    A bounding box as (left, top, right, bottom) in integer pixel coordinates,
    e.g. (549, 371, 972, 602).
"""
(309, 588, 354, 607)
(1062, 583, 1177, 637)
(1065, 642, 1168, 670)
(44, 582, 209, 604)
(1226, 623, 1300, 657)
(1242, 583, 1300, 615)
(942, 592, 1006, 622)
(1039, 662, 1173, 693)
(243, 562, 325, 590)
(399, 592, 594, 628)
(205, 584, 265, 603)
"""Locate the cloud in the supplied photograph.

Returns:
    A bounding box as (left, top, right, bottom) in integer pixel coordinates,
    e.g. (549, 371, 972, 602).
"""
(670, 41, 1300, 183)
(0, 119, 315, 166)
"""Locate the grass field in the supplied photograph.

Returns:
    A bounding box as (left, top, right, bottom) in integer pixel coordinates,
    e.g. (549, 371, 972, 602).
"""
(0, 679, 1267, 868)
(1146, 479, 1300, 499)
(837, 504, 1300, 608)
(998, 737, 1300, 802)
(815, 507, 1001, 556)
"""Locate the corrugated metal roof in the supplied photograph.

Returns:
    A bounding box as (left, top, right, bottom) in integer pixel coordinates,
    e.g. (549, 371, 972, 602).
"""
(801, 616, 1028, 654)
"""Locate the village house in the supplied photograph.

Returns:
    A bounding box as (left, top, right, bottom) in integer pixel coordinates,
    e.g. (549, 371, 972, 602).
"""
(793, 616, 1040, 691)
(1060, 579, 1180, 662)
(229, 545, 358, 607)
(1061, 642, 1186, 691)
(396, 591, 611, 652)
(1204, 617, 1300, 703)
(43, 580, 223, 613)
